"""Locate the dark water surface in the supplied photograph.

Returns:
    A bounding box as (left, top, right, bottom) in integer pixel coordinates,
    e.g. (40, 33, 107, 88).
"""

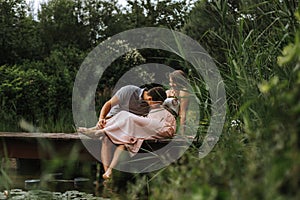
(0, 158, 114, 199)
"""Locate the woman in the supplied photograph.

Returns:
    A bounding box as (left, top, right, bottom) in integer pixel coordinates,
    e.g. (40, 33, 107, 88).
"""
(166, 70, 190, 134)
(80, 87, 177, 179)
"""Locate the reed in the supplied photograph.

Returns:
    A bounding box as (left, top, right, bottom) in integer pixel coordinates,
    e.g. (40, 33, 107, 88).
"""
(124, 1, 300, 199)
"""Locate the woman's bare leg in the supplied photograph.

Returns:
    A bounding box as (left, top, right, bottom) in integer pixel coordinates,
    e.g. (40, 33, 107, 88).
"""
(101, 136, 114, 172)
(77, 126, 105, 139)
(77, 125, 98, 132)
(102, 145, 125, 179)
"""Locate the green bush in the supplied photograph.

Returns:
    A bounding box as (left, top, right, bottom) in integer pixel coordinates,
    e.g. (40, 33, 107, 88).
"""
(0, 65, 51, 120)
(0, 46, 86, 131)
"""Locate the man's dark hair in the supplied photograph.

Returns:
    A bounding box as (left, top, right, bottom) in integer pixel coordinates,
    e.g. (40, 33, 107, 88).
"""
(148, 87, 167, 102)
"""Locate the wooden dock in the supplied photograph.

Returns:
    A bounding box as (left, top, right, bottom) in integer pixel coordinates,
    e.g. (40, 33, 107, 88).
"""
(0, 132, 194, 162)
(0, 132, 98, 161)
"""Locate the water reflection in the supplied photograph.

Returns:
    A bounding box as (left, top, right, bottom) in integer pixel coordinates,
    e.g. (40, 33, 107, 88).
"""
(0, 158, 102, 197)
(1, 158, 140, 199)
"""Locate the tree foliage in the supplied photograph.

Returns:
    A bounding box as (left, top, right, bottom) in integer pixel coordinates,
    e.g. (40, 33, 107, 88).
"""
(38, 0, 90, 53)
(0, 0, 42, 64)
(0, 0, 191, 130)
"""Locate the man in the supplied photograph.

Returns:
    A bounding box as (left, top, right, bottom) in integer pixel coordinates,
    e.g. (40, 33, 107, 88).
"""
(97, 85, 150, 128)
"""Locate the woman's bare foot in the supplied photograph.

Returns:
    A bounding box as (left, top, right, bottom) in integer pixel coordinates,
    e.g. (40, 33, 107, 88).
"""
(78, 127, 102, 139)
(95, 129, 106, 137)
(102, 168, 112, 180)
(77, 127, 88, 132)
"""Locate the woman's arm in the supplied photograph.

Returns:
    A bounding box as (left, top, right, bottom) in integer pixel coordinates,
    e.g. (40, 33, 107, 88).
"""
(166, 89, 177, 97)
(98, 95, 119, 128)
(179, 90, 190, 134)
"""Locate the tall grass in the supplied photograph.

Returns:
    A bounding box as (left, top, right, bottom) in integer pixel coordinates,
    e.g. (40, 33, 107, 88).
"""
(0, 144, 13, 190)
(36, 111, 75, 133)
(123, 1, 300, 199)
(0, 110, 75, 133)
(0, 103, 20, 132)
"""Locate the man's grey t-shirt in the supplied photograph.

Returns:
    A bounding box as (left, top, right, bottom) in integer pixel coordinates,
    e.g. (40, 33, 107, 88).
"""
(107, 85, 150, 117)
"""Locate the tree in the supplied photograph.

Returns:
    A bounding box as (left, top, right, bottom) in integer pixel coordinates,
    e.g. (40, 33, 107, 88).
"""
(125, 0, 191, 30)
(81, 0, 128, 44)
(0, 0, 42, 64)
(38, 0, 90, 54)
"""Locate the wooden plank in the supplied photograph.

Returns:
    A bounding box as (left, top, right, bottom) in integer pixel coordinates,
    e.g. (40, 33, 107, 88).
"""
(0, 132, 194, 141)
(0, 132, 80, 140)
(0, 132, 98, 161)
(0, 132, 195, 161)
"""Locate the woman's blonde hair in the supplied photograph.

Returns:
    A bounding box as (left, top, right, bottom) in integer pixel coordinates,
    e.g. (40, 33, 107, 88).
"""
(169, 70, 188, 89)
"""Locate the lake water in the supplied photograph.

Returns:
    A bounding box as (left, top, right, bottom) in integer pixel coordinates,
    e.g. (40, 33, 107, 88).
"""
(0, 158, 114, 199)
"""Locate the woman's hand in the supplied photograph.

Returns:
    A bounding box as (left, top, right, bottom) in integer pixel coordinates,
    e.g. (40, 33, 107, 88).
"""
(97, 118, 106, 129)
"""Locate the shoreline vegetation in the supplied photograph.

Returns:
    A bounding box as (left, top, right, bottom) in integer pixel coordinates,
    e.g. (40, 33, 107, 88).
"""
(1, 0, 299, 199)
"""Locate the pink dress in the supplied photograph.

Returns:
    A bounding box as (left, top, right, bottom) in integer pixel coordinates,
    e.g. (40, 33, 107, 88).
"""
(103, 106, 176, 156)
